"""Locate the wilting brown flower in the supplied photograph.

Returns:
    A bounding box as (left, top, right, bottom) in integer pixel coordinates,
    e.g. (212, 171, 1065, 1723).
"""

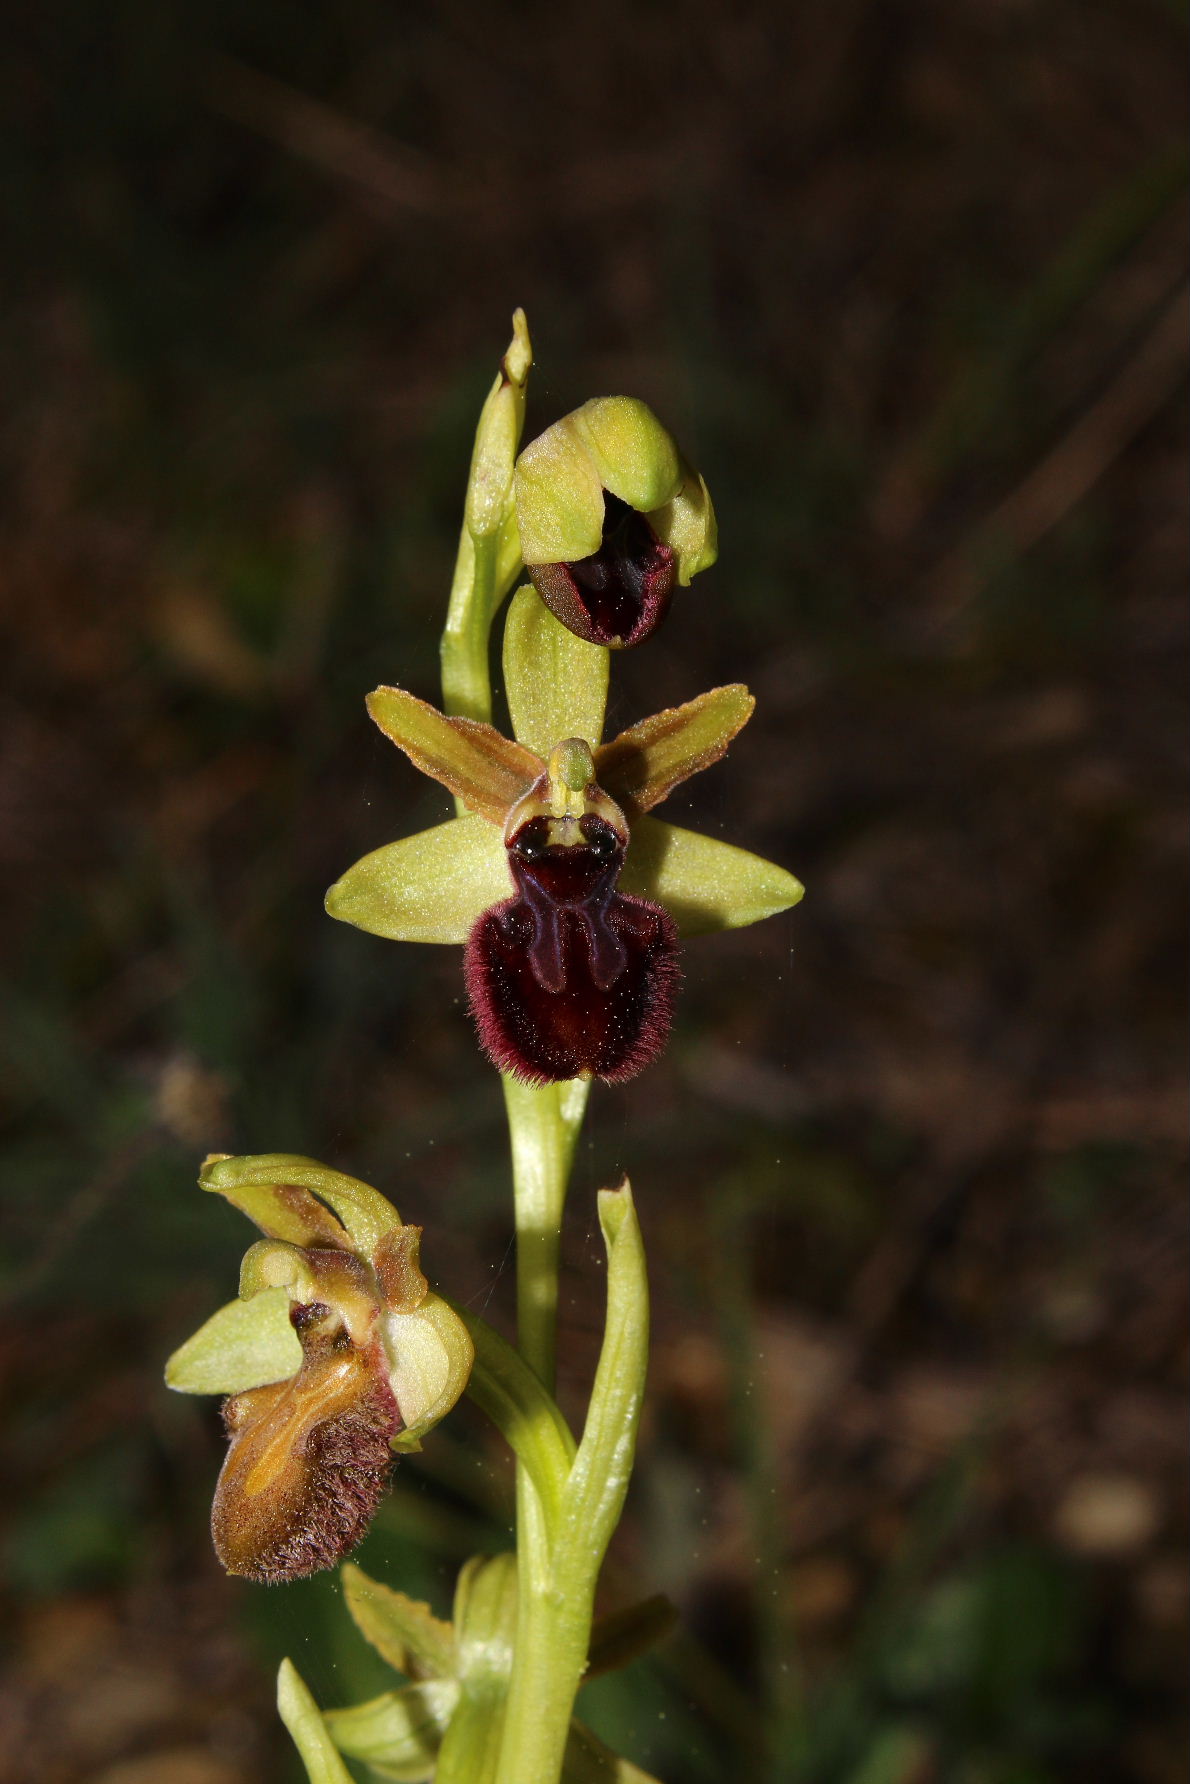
(166, 1155, 474, 1583)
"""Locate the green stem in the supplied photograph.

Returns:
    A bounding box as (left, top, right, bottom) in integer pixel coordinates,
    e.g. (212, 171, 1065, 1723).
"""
(495, 1169, 652, 1784)
(501, 1074, 590, 1390)
(494, 1074, 591, 1784)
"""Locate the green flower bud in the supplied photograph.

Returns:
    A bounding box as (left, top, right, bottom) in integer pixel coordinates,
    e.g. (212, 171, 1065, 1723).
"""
(513, 397, 717, 648)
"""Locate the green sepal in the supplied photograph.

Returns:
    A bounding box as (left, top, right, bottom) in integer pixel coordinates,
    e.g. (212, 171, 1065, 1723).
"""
(341, 1561, 457, 1681)
(571, 397, 681, 516)
(502, 585, 609, 754)
(164, 1286, 301, 1396)
(383, 1292, 475, 1447)
(196, 1152, 350, 1250)
(324, 1680, 460, 1782)
(653, 462, 717, 584)
(453, 1552, 518, 1684)
(277, 1659, 357, 1784)
(514, 395, 710, 587)
(619, 817, 804, 936)
(513, 416, 605, 564)
(200, 1153, 403, 1258)
(595, 684, 754, 817)
(433, 1554, 518, 1784)
(326, 814, 509, 945)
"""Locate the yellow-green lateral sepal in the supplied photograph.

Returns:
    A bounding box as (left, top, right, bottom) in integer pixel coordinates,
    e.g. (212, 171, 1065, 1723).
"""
(383, 1293, 475, 1449)
(277, 1659, 357, 1784)
(503, 585, 609, 753)
(653, 462, 717, 584)
(164, 1286, 301, 1396)
(367, 687, 540, 823)
(326, 814, 510, 945)
(433, 1554, 517, 1784)
(596, 684, 754, 817)
(325, 1682, 459, 1782)
(201, 1153, 403, 1258)
(342, 1562, 457, 1680)
(619, 817, 804, 936)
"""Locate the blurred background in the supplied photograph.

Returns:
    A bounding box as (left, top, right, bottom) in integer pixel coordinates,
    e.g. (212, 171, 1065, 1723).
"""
(1, 4, 1186, 1781)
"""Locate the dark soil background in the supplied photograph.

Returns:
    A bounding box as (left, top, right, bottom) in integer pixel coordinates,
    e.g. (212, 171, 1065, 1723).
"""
(1, 4, 1186, 1782)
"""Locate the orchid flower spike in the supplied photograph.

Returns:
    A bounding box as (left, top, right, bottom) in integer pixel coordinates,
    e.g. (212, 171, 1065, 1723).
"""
(165, 1155, 474, 1583)
(326, 590, 802, 1084)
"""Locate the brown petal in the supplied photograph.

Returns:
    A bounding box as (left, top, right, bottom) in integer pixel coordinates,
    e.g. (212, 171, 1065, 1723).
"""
(367, 686, 541, 823)
(594, 684, 755, 816)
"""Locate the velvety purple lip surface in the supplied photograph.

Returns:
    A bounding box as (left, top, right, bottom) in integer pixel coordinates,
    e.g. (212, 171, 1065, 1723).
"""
(527, 491, 676, 648)
(464, 814, 680, 1083)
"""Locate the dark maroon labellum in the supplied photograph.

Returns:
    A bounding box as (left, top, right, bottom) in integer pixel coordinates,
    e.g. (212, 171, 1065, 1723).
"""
(527, 492, 676, 648)
(464, 813, 680, 1084)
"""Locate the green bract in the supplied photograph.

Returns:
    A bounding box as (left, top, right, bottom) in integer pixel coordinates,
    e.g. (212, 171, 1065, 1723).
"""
(280, 1552, 667, 1784)
(442, 310, 534, 724)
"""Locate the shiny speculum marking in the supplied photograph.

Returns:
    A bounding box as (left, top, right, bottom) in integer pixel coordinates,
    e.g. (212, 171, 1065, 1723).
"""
(464, 813, 679, 1082)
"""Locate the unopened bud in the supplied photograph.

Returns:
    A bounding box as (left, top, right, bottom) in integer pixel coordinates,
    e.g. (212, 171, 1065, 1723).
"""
(513, 397, 716, 648)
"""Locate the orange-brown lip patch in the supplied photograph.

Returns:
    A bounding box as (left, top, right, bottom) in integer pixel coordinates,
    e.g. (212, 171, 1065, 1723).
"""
(211, 1335, 401, 1584)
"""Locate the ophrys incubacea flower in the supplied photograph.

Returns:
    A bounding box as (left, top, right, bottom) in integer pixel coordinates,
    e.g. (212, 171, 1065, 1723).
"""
(326, 589, 802, 1083)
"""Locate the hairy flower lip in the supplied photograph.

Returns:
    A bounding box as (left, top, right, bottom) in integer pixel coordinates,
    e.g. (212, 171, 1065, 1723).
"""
(212, 1335, 402, 1584)
(464, 885, 680, 1086)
